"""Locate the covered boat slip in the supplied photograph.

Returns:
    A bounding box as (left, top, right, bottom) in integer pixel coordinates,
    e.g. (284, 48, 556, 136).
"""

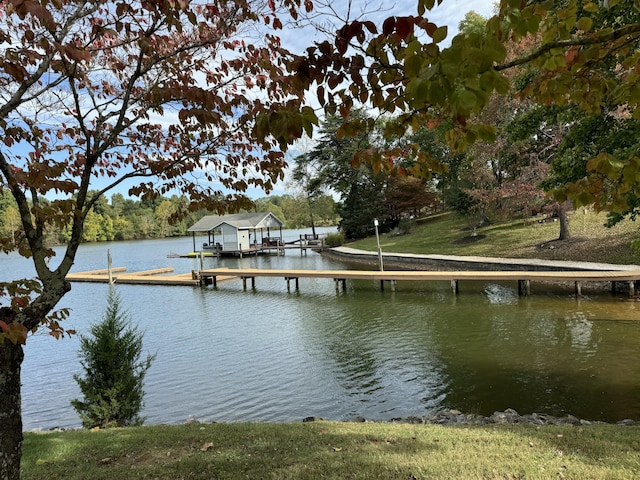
(186, 212, 285, 257)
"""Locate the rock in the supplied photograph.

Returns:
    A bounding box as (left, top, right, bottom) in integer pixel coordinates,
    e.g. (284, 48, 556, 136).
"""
(302, 416, 321, 422)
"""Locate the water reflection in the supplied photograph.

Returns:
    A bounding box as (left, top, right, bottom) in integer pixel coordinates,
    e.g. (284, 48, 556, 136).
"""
(7, 235, 640, 430)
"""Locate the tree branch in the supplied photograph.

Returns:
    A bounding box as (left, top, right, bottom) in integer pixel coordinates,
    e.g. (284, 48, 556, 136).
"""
(495, 23, 640, 72)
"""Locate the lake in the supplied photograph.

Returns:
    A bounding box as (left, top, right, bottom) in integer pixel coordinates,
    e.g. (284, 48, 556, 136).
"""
(3, 229, 640, 430)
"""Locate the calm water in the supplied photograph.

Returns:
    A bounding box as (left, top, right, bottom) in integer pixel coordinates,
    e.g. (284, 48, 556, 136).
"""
(3, 230, 640, 430)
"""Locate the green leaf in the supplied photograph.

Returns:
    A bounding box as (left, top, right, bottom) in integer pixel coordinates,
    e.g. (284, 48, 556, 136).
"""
(575, 191, 595, 207)
(432, 26, 448, 44)
(415, 80, 430, 104)
(404, 54, 424, 78)
(583, 2, 599, 12)
(577, 17, 593, 32)
(457, 89, 477, 112)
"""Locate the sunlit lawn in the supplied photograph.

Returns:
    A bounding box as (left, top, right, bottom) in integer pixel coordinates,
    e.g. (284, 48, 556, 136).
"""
(349, 209, 640, 264)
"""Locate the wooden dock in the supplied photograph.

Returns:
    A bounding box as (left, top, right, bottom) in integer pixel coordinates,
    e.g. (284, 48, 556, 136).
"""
(196, 267, 640, 296)
(66, 267, 203, 286)
(66, 266, 640, 297)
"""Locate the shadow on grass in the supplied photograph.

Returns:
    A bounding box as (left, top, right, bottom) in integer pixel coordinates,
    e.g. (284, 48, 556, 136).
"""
(22, 421, 640, 479)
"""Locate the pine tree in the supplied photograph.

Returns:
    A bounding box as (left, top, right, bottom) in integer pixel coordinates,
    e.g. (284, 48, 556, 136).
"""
(71, 287, 156, 428)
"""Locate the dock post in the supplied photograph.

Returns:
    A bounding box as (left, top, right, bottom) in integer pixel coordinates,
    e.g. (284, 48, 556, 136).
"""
(575, 281, 582, 297)
(518, 280, 531, 296)
(107, 249, 114, 285)
(630, 281, 636, 298)
(285, 277, 298, 291)
(391, 280, 396, 292)
(611, 281, 616, 295)
(380, 280, 384, 291)
(242, 277, 247, 290)
(451, 279, 458, 295)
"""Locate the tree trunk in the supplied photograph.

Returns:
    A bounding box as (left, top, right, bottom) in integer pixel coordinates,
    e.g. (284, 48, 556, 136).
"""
(557, 201, 571, 240)
(0, 340, 24, 480)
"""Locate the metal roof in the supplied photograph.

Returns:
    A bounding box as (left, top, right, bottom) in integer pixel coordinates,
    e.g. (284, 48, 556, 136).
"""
(187, 212, 284, 232)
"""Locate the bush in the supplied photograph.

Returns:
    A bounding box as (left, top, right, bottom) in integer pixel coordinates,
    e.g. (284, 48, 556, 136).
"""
(396, 217, 416, 236)
(324, 232, 345, 247)
(71, 287, 156, 429)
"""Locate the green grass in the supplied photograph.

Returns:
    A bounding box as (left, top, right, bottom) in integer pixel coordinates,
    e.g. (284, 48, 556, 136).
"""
(349, 209, 640, 265)
(22, 421, 640, 479)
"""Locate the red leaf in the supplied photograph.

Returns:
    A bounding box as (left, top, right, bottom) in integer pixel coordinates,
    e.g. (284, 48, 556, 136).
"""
(382, 17, 396, 36)
(396, 17, 413, 40)
(362, 21, 377, 34)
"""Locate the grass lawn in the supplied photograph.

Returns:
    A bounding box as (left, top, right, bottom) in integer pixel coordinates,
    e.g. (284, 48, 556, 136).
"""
(22, 421, 640, 479)
(349, 209, 640, 265)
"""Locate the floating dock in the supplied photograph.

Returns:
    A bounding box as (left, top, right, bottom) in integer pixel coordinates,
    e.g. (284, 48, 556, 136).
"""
(66, 267, 203, 286)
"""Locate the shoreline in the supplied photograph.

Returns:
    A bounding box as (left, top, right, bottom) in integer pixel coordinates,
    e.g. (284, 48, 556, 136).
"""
(322, 246, 640, 273)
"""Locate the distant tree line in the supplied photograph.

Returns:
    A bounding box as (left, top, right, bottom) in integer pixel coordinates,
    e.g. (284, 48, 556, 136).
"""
(254, 193, 338, 229)
(0, 190, 337, 248)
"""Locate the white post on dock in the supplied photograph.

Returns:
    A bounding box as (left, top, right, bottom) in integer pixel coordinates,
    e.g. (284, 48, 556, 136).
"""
(374, 219, 384, 272)
(107, 249, 113, 285)
(199, 251, 204, 272)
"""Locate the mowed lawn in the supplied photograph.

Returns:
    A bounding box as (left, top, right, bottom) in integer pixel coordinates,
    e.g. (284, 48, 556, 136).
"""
(349, 209, 640, 265)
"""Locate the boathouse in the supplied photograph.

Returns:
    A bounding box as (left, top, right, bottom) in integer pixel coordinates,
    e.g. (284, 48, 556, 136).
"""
(187, 212, 285, 255)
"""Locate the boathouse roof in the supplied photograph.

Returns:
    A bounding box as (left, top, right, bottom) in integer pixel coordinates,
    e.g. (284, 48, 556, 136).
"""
(187, 212, 284, 232)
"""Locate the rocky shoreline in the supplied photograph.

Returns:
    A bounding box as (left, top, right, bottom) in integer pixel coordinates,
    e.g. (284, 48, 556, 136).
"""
(303, 409, 640, 426)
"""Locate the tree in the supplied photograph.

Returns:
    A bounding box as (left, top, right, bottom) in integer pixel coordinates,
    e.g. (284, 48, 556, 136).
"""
(292, 111, 388, 239)
(0, 1, 316, 477)
(293, 0, 640, 216)
(71, 287, 155, 429)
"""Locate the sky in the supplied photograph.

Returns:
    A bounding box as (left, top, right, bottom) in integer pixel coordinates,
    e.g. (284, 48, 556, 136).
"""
(278, 0, 497, 53)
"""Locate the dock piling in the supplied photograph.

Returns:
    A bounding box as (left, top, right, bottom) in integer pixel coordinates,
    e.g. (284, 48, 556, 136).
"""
(518, 280, 531, 297)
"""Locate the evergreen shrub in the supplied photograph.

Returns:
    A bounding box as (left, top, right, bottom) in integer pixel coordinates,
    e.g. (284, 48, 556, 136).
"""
(71, 287, 155, 428)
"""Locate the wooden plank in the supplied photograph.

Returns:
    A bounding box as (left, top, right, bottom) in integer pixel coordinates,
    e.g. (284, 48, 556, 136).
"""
(112, 273, 199, 286)
(66, 266, 127, 277)
(118, 267, 175, 277)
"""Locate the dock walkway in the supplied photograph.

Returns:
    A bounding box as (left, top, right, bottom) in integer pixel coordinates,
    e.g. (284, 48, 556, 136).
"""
(196, 267, 640, 296)
(65, 253, 640, 297)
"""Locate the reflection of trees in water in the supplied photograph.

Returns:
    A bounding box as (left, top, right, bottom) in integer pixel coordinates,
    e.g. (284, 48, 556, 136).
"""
(295, 284, 640, 422)
(295, 287, 454, 419)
